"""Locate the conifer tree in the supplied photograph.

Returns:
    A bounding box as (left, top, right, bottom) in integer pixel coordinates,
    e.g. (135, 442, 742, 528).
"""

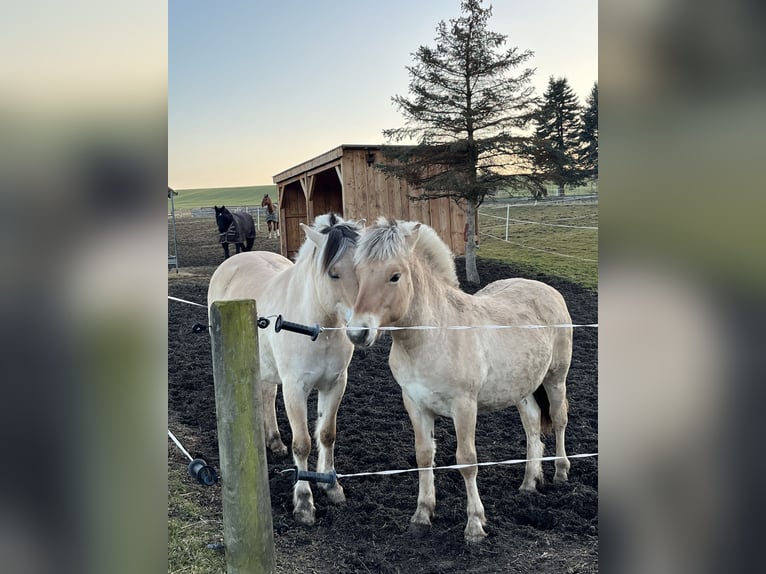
(577, 82, 598, 181)
(379, 0, 542, 284)
(533, 76, 584, 196)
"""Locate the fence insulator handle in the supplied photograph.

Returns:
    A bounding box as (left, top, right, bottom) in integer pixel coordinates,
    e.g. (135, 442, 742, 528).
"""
(282, 466, 337, 486)
(274, 315, 320, 341)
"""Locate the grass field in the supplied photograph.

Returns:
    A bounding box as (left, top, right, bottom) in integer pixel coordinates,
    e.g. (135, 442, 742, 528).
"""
(170, 185, 277, 210)
(477, 203, 598, 289)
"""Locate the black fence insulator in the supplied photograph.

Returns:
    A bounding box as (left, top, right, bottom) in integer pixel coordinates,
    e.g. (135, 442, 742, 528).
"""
(188, 458, 219, 486)
(273, 315, 320, 341)
(281, 466, 337, 486)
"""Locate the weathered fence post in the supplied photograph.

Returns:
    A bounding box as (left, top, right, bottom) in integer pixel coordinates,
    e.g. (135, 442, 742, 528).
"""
(210, 299, 274, 574)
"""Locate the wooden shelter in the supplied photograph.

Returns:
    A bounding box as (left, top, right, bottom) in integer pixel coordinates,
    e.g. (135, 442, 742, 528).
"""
(272, 144, 471, 260)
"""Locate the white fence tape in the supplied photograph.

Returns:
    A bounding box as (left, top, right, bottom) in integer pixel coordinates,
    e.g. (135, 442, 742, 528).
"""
(336, 452, 598, 479)
(168, 296, 597, 330)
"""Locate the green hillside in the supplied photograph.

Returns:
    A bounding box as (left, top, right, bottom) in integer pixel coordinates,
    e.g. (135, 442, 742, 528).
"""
(169, 185, 277, 209)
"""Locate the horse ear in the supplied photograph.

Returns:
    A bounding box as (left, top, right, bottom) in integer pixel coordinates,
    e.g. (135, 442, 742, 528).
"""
(405, 223, 422, 251)
(300, 223, 327, 247)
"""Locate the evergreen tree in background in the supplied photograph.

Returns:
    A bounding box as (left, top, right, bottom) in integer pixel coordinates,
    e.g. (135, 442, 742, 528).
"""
(577, 82, 598, 181)
(379, 0, 542, 285)
(533, 76, 584, 196)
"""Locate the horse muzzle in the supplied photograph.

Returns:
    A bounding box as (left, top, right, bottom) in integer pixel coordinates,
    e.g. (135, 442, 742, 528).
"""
(346, 320, 378, 347)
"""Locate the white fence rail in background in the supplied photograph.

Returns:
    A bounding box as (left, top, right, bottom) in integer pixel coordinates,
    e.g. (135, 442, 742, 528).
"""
(169, 205, 274, 230)
(478, 196, 598, 262)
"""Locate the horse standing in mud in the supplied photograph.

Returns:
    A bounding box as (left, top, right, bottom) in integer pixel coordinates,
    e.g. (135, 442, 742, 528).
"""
(214, 205, 255, 259)
(346, 218, 573, 543)
(261, 194, 280, 239)
(208, 213, 362, 525)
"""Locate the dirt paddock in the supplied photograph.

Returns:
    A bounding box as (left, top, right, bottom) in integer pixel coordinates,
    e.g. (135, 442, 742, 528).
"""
(168, 217, 598, 573)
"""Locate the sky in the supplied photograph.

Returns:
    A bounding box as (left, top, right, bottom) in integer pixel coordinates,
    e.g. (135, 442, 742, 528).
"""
(169, 0, 597, 189)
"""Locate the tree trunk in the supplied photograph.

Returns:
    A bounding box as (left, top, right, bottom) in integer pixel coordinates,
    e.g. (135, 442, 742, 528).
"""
(464, 200, 480, 284)
(558, 182, 565, 196)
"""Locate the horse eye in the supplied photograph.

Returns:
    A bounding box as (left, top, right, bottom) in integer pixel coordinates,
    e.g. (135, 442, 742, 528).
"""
(329, 271, 340, 280)
(390, 273, 401, 283)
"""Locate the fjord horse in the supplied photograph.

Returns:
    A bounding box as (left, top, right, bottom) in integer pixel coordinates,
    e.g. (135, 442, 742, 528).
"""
(346, 218, 573, 543)
(208, 213, 362, 525)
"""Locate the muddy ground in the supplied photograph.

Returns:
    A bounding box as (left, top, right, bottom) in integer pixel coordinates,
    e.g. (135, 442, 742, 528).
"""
(168, 217, 598, 573)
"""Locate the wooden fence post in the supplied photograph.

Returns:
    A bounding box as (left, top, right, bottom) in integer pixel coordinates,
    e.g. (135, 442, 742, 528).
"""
(209, 299, 275, 574)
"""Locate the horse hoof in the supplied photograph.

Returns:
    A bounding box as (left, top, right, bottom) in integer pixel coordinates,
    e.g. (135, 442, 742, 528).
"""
(464, 517, 488, 543)
(407, 522, 431, 538)
(323, 484, 346, 505)
(293, 507, 315, 526)
(464, 530, 488, 544)
(553, 472, 569, 483)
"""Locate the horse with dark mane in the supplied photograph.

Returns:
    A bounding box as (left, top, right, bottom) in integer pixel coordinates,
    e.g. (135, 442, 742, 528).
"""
(214, 205, 255, 259)
(261, 194, 280, 239)
(208, 212, 363, 526)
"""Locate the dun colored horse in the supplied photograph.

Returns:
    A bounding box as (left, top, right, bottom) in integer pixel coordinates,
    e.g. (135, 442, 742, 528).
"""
(208, 213, 362, 525)
(346, 218, 573, 543)
(261, 194, 280, 239)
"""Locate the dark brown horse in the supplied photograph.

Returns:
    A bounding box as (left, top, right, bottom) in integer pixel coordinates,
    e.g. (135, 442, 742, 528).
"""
(214, 205, 255, 259)
(261, 194, 280, 239)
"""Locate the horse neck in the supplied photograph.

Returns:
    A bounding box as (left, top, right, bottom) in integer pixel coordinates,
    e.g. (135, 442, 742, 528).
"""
(398, 253, 461, 330)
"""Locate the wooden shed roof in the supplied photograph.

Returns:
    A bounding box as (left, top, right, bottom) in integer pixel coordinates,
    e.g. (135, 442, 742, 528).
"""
(272, 144, 381, 184)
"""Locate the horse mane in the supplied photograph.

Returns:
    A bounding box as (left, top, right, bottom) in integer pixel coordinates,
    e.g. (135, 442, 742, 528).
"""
(356, 217, 458, 287)
(296, 212, 362, 273)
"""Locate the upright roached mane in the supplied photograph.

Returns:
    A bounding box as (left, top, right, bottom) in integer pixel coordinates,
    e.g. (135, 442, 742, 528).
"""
(355, 216, 459, 287)
(208, 212, 362, 527)
(347, 218, 573, 544)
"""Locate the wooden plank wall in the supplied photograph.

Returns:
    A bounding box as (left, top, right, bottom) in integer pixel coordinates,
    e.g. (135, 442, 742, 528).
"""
(339, 149, 467, 255)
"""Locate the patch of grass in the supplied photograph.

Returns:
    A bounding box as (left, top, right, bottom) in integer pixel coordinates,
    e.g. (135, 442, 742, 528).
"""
(477, 203, 598, 289)
(168, 467, 226, 574)
(170, 185, 278, 210)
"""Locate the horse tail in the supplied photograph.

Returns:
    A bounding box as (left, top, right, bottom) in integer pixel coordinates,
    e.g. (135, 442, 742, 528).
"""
(533, 386, 553, 436)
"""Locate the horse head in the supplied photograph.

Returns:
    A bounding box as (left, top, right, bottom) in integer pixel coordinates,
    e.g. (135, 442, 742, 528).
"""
(214, 205, 233, 234)
(261, 194, 271, 207)
(298, 213, 364, 323)
(344, 218, 420, 346)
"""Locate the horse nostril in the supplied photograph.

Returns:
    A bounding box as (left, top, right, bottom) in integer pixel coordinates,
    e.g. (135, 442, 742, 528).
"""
(347, 325, 369, 345)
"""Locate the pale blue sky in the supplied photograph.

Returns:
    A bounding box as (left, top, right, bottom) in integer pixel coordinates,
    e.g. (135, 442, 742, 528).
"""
(169, 0, 597, 188)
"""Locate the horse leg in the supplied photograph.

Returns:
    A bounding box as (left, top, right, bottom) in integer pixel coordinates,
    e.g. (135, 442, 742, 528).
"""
(262, 382, 287, 455)
(542, 369, 571, 482)
(235, 242, 243, 254)
(452, 399, 487, 543)
(276, 222, 280, 238)
(315, 372, 347, 504)
(267, 222, 273, 239)
(222, 242, 230, 259)
(517, 392, 545, 492)
(402, 391, 436, 536)
(283, 382, 315, 525)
